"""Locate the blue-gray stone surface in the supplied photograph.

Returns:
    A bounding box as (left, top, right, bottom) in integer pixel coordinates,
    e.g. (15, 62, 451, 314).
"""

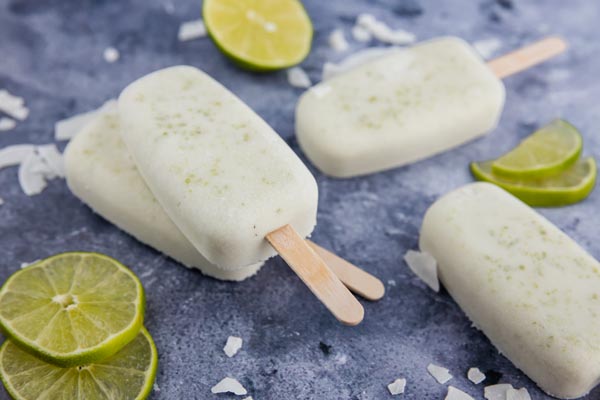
(1, 0, 600, 398)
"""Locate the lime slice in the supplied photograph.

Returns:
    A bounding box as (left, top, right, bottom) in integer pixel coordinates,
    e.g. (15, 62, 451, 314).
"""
(491, 120, 583, 178)
(0, 252, 144, 367)
(471, 157, 596, 207)
(203, 0, 313, 71)
(0, 327, 157, 400)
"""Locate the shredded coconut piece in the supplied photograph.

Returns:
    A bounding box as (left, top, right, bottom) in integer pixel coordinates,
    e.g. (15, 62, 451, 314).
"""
(223, 336, 243, 357)
(0, 144, 35, 170)
(287, 67, 312, 88)
(388, 279, 396, 286)
(0, 117, 16, 131)
(404, 250, 439, 292)
(355, 13, 415, 45)
(20, 260, 39, 268)
(242, 397, 253, 400)
(328, 29, 349, 52)
(473, 38, 503, 60)
(211, 377, 247, 395)
(322, 47, 401, 80)
(506, 388, 531, 400)
(334, 353, 348, 365)
(445, 386, 474, 400)
(352, 25, 372, 42)
(484, 384, 514, 400)
(387, 378, 406, 395)
(427, 363, 452, 384)
(18, 152, 49, 196)
(153, 383, 161, 392)
(178, 19, 207, 41)
(54, 99, 117, 141)
(37, 144, 65, 178)
(0, 90, 29, 121)
(103, 47, 120, 63)
(467, 367, 485, 384)
(0, 197, 4, 206)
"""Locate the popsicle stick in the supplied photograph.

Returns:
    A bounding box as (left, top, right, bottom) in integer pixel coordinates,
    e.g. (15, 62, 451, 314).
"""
(266, 225, 364, 326)
(306, 241, 385, 301)
(487, 36, 567, 79)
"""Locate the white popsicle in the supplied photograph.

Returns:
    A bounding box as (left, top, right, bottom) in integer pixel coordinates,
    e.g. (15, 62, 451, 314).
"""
(64, 105, 262, 281)
(119, 66, 318, 269)
(296, 36, 566, 178)
(420, 182, 600, 399)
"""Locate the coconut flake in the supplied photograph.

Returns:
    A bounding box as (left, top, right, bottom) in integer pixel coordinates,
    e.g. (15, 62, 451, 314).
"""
(37, 144, 65, 178)
(0, 197, 4, 206)
(18, 152, 49, 196)
(388, 279, 396, 286)
(0, 90, 29, 121)
(322, 47, 401, 80)
(352, 25, 372, 42)
(20, 259, 39, 269)
(506, 388, 531, 400)
(55, 99, 116, 141)
(404, 250, 439, 292)
(427, 364, 452, 384)
(103, 47, 120, 63)
(467, 367, 485, 384)
(328, 29, 349, 52)
(153, 383, 161, 392)
(387, 378, 406, 395)
(287, 67, 312, 88)
(242, 397, 253, 400)
(0, 144, 35, 170)
(355, 13, 416, 45)
(223, 336, 243, 357)
(211, 377, 247, 395)
(178, 19, 207, 41)
(445, 386, 474, 400)
(473, 38, 503, 60)
(0, 117, 16, 131)
(484, 384, 514, 400)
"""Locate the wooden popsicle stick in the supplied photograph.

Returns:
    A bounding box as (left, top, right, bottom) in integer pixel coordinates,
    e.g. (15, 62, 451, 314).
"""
(266, 225, 364, 326)
(487, 36, 567, 79)
(306, 240, 385, 301)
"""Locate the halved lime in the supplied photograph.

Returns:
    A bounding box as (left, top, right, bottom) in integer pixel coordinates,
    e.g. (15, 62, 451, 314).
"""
(203, 0, 313, 71)
(491, 120, 583, 178)
(0, 252, 144, 367)
(0, 327, 157, 400)
(471, 157, 596, 207)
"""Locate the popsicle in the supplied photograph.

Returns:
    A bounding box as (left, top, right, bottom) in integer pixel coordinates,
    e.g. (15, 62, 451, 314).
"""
(64, 103, 262, 281)
(118, 66, 364, 324)
(420, 182, 600, 399)
(296, 36, 567, 177)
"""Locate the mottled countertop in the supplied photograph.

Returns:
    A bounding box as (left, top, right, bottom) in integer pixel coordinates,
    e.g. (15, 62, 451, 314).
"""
(1, 0, 600, 399)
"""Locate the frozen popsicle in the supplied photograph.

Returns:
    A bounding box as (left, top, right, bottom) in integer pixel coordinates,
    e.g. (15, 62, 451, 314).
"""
(296, 36, 566, 177)
(118, 66, 363, 324)
(64, 103, 262, 281)
(420, 182, 600, 399)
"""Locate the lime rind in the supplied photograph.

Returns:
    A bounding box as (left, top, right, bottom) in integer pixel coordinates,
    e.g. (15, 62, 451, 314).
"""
(471, 157, 596, 207)
(0, 327, 158, 400)
(491, 119, 583, 178)
(203, 0, 313, 71)
(0, 252, 145, 368)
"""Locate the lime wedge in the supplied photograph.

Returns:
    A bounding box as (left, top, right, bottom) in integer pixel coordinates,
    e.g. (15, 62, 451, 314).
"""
(0, 327, 157, 400)
(203, 0, 313, 71)
(0, 252, 144, 367)
(491, 120, 583, 178)
(471, 157, 596, 207)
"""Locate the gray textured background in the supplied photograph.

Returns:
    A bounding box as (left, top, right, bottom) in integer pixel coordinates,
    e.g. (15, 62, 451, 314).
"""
(1, 0, 600, 399)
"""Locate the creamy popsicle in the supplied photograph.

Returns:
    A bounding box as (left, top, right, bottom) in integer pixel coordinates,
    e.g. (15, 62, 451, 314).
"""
(420, 182, 600, 399)
(296, 36, 565, 178)
(64, 104, 262, 281)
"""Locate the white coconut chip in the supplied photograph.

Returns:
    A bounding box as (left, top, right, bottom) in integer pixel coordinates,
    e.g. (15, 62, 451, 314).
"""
(0, 118, 16, 131)
(178, 19, 207, 41)
(467, 367, 486, 384)
(211, 377, 247, 395)
(37, 144, 65, 178)
(223, 336, 243, 357)
(103, 47, 120, 63)
(0, 197, 4, 206)
(427, 363, 452, 384)
(0, 90, 29, 121)
(352, 25, 372, 42)
(328, 29, 349, 52)
(445, 386, 474, 400)
(287, 67, 312, 88)
(484, 383, 514, 400)
(404, 250, 439, 292)
(321, 47, 401, 81)
(242, 397, 253, 400)
(20, 260, 39, 269)
(0, 144, 35, 170)
(355, 13, 416, 45)
(473, 38, 503, 60)
(18, 152, 49, 196)
(387, 378, 406, 395)
(506, 388, 531, 400)
(54, 99, 116, 141)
